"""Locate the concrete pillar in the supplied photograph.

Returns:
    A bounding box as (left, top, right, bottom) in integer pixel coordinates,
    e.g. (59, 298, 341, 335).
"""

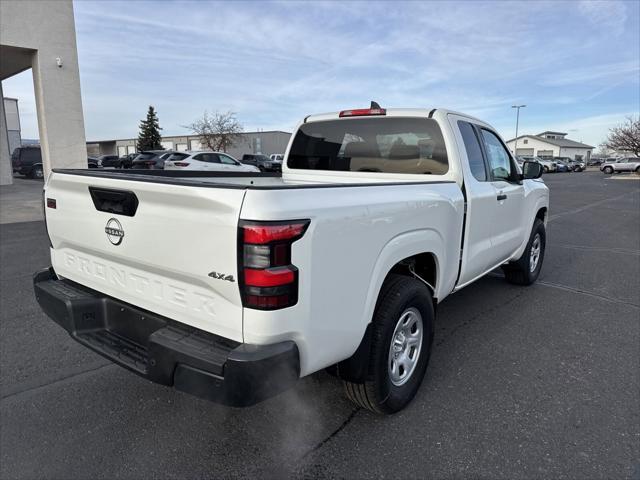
(1, 0, 87, 177)
(0, 82, 13, 185)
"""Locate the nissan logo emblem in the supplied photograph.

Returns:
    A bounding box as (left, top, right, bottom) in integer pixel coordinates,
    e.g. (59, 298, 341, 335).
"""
(105, 218, 124, 245)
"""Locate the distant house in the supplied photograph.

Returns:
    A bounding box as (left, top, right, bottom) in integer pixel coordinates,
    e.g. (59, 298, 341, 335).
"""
(506, 131, 594, 161)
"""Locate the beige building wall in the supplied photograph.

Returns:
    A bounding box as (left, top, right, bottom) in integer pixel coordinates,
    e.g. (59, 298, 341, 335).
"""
(0, 0, 86, 182)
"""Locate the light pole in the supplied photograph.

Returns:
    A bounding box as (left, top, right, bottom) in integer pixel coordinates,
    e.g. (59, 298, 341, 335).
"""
(512, 105, 526, 156)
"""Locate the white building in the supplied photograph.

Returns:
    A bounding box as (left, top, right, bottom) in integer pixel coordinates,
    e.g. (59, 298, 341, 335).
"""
(506, 131, 594, 161)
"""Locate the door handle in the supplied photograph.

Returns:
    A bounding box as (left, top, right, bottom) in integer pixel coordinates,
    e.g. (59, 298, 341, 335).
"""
(497, 193, 507, 201)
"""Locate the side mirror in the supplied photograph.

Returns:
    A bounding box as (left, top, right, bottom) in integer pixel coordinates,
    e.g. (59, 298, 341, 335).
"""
(522, 160, 543, 179)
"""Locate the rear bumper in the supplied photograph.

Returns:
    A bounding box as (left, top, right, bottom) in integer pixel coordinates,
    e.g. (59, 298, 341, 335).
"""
(33, 268, 299, 407)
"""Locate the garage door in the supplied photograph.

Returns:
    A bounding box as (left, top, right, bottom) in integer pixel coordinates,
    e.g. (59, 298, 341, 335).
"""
(161, 141, 173, 150)
(176, 143, 188, 152)
(537, 150, 554, 158)
(190, 140, 203, 150)
(117, 146, 127, 156)
(516, 148, 534, 156)
(127, 146, 136, 154)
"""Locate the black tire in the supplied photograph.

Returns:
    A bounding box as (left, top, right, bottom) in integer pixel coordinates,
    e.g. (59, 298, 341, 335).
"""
(344, 274, 434, 414)
(603, 166, 613, 174)
(543, 166, 549, 173)
(635, 166, 640, 174)
(30, 165, 44, 179)
(502, 219, 546, 285)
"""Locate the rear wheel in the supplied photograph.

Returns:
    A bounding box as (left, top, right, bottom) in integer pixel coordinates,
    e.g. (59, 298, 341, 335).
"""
(502, 219, 545, 285)
(635, 166, 640, 174)
(344, 274, 434, 414)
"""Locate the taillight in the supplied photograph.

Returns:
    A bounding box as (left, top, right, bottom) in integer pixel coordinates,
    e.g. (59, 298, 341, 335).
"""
(239, 220, 309, 310)
(172, 162, 190, 167)
(339, 108, 386, 117)
(144, 161, 155, 166)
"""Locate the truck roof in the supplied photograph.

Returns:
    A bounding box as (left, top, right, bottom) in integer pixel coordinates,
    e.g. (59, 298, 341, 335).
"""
(303, 108, 485, 125)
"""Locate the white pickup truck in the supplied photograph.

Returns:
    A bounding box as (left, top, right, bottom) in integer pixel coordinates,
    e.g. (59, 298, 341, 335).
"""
(34, 106, 548, 414)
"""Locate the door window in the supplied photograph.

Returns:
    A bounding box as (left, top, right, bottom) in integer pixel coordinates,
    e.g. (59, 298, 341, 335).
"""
(219, 154, 239, 165)
(458, 121, 487, 181)
(480, 129, 514, 181)
(194, 153, 220, 163)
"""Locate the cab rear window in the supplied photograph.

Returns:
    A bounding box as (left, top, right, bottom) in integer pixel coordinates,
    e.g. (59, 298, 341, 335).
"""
(288, 117, 448, 175)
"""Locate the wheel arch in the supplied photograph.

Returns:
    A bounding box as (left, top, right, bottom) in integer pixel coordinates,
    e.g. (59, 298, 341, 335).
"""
(331, 230, 444, 383)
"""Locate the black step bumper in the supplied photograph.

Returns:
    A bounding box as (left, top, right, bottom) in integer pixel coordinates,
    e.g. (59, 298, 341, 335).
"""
(33, 268, 299, 407)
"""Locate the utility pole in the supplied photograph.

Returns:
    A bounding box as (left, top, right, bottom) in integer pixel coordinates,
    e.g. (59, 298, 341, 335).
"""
(511, 105, 526, 155)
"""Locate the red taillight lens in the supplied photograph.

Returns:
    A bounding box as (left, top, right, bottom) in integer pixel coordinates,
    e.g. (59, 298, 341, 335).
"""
(239, 220, 309, 310)
(46, 198, 56, 209)
(243, 222, 308, 244)
(339, 108, 386, 117)
(173, 162, 190, 167)
(244, 267, 295, 287)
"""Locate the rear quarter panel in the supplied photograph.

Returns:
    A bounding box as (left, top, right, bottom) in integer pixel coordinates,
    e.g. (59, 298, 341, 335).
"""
(241, 183, 464, 375)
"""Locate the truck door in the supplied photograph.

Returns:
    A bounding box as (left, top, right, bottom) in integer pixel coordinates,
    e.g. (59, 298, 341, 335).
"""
(477, 128, 526, 265)
(450, 117, 499, 285)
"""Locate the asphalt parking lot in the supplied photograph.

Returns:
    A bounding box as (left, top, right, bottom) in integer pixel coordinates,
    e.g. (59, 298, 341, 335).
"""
(1, 171, 638, 479)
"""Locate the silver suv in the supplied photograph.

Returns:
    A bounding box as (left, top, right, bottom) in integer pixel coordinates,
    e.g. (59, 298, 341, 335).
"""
(600, 157, 640, 174)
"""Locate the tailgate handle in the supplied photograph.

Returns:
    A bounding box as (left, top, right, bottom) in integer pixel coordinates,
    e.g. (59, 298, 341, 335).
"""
(89, 187, 139, 217)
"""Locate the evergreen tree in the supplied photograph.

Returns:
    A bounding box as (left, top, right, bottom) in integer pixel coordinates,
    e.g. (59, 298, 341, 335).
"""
(137, 106, 163, 151)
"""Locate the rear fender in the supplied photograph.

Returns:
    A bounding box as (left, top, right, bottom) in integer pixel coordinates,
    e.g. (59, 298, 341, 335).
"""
(336, 229, 445, 382)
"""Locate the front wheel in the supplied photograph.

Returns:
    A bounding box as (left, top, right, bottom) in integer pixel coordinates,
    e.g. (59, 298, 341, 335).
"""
(603, 166, 613, 174)
(30, 166, 44, 179)
(543, 166, 549, 173)
(502, 219, 546, 285)
(344, 274, 434, 414)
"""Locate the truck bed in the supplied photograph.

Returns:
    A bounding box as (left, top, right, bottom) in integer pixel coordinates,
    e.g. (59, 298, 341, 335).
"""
(54, 169, 456, 189)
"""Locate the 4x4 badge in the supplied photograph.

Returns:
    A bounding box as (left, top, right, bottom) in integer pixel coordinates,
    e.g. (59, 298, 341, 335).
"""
(208, 271, 235, 282)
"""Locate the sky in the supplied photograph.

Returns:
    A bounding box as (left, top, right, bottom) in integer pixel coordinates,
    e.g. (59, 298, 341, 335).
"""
(3, 0, 639, 148)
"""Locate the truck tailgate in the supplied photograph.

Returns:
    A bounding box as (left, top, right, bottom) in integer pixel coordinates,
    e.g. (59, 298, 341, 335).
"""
(44, 172, 246, 342)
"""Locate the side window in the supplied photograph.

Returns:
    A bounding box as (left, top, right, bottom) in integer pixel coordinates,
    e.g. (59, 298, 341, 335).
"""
(219, 154, 238, 165)
(480, 129, 513, 181)
(206, 154, 221, 163)
(193, 154, 205, 162)
(458, 121, 486, 181)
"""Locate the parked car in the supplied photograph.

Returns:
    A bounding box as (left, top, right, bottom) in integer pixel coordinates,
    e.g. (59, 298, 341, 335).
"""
(536, 158, 558, 173)
(11, 146, 44, 178)
(36, 105, 548, 414)
(241, 154, 278, 172)
(96, 155, 120, 168)
(554, 160, 571, 172)
(131, 150, 173, 169)
(87, 157, 101, 168)
(600, 157, 640, 174)
(118, 153, 139, 169)
(164, 151, 260, 172)
(566, 159, 585, 172)
(521, 155, 556, 173)
(270, 154, 284, 162)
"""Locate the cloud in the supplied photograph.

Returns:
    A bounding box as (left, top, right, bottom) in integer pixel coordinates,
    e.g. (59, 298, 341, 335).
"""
(578, 0, 628, 35)
(539, 61, 639, 87)
(2, 0, 638, 142)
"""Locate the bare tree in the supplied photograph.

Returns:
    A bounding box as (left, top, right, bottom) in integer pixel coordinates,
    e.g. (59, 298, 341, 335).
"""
(183, 111, 244, 152)
(601, 116, 640, 157)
